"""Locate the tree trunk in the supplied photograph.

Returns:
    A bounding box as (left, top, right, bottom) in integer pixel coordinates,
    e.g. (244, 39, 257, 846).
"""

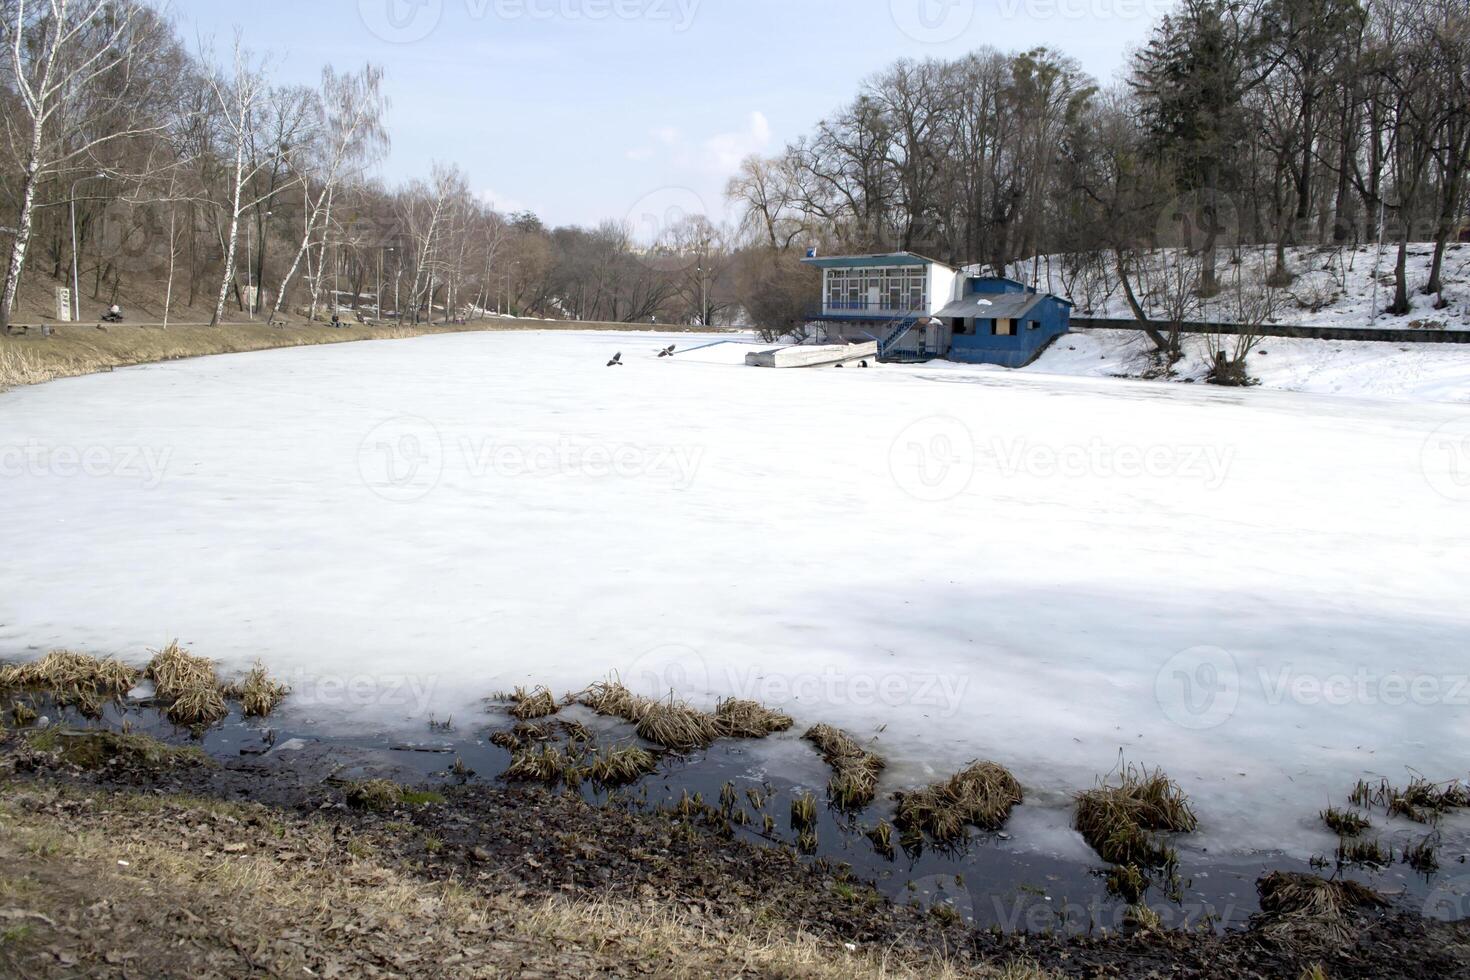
(212, 136, 248, 327)
(1389, 234, 1411, 316)
(0, 149, 43, 330)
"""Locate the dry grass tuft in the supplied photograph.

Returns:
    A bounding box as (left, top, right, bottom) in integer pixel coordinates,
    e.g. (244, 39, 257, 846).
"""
(803, 724, 887, 810)
(579, 680, 791, 751)
(0, 649, 141, 721)
(578, 681, 721, 751)
(1255, 871, 1386, 948)
(714, 698, 793, 738)
(790, 791, 819, 832)
(0, 345, 48, 389)
(166, 684, 229, 727)
(589, 745, 659, 786)
(1074, 764, 1196, 867)
(867, 819, 895, 857)
(895, 761, 1023, 843)
(1350, 776, 1470, 824)
(509, 685, 559, 721)
(0, 649, 140, 699)
(1334, 837, 1390, 868)
(631, 696, 722, 752)
(146, 641, 230, 727)
(225, 662, 290, 717)
(1320, 806, 1371, 837)
(145, 641, 217, 700)
(579, 679, 641, 718)
(504, 745, 569, 784)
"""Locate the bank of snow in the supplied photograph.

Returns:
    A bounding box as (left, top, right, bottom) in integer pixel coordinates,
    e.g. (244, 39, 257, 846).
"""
(1001, 242, 1470, 332)
(2, 329, 1468, 864)
(1014, 328, 1470, 403)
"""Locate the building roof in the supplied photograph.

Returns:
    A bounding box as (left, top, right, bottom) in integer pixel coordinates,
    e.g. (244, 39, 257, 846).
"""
(935, 293, 1046, 320)
(801, 251, 954, 271)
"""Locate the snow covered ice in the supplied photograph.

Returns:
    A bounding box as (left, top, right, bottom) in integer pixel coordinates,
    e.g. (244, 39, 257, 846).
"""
(3, 329, 1469, 860)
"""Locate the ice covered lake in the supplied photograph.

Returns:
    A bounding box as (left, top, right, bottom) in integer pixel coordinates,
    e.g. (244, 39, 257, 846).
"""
(3, 329, 1468, 862)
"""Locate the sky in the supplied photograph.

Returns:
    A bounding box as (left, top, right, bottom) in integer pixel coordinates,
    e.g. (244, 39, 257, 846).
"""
(168, 0, 1174, 230)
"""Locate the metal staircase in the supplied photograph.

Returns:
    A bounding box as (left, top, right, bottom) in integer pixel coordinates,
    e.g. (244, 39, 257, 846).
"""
(877, 314, 924, 362)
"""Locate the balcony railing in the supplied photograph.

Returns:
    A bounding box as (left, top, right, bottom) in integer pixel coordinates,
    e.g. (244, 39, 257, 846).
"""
(809, 298, 928, 319)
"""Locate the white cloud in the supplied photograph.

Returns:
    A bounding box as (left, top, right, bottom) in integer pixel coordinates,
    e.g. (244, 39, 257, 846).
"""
(625, 112, 773, 177)
(479, 188, 529, 215)
(690, 111, 772, 174)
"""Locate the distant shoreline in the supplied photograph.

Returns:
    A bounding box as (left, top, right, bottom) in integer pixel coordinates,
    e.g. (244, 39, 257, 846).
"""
(0, 318, 726, 391)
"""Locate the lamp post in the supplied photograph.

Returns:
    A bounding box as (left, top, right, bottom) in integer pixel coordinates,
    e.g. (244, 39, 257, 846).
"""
(70, 171, 110, 322)
(247, 210, 273, 319)
(378, 246, 394, 320)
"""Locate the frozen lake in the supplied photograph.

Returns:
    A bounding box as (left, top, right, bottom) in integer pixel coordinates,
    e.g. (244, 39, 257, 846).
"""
(3, 330, 1468, 860)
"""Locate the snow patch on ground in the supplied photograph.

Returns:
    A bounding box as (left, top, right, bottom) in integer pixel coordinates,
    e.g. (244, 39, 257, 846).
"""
(1000, 243, 1470, 332)
(1018, 329, 1470, 403)
(2, 330, 1468, 863)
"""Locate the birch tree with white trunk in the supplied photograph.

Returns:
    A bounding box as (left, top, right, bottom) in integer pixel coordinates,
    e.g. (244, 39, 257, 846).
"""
(202, 37, 271, 326)
(275, 64, 388, 320)
(0, 0, 161, 328)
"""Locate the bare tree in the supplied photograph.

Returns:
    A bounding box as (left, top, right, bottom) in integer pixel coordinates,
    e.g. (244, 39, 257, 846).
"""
(1204, 258, 1279, 384)
(202, 36, 270, 326)
(274, 64, 388, 319)
(0, 0, 161, 328)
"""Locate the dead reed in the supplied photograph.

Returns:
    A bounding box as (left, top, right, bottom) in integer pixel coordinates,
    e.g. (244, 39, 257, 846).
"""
(590, 745, 659, 786)
(1254, 871, 1385, 948)
(802, 724, 886, 810)
(225, 662, 291, 718)
(895, 761, 1024, 843)
(509, 686, 560, 721)
(1073, 764, 1196, 867)
(714, 699, 794, 738)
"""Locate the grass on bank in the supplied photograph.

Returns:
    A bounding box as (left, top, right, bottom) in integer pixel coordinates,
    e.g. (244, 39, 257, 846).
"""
(0, 317, 719, 391)
(0, 784, 1059, 979)
(1, 642, 290, 730)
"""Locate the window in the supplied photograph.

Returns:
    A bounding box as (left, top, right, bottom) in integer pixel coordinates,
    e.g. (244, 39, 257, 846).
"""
(952, 317, 971, 336)
(827, 265, 927, 313)
(994, 318, 1015, 337)
(1027, 319, 1039, 330)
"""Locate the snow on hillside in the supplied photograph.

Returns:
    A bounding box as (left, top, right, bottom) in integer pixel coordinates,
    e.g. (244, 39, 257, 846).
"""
(999, 242, 1470, 332)
(3, 329, 1468, 863)
(1017, 328, 1470, 403)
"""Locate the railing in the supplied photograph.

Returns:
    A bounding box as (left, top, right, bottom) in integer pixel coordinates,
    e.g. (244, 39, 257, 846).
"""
(877, 315, 923, 359)
(807, 299, 928, 319)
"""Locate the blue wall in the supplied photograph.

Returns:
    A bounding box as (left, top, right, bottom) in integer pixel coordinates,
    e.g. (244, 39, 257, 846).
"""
(946, 278, 1072, 368)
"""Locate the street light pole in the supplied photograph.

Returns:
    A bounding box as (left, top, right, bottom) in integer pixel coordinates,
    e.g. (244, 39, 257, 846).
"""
(70, 172, 109, 322)
(378, 247, 393, 320)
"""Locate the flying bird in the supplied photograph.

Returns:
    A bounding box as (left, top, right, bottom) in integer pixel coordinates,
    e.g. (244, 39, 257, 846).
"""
(607, 352, 624, 367)
(658, 345, 677, 358)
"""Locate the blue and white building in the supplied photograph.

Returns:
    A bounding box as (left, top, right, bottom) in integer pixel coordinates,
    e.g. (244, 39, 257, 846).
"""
(801, 251, 1073, 367)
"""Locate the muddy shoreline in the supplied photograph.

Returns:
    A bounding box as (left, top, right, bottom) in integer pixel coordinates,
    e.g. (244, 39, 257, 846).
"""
(2, 711, 1468, 978)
